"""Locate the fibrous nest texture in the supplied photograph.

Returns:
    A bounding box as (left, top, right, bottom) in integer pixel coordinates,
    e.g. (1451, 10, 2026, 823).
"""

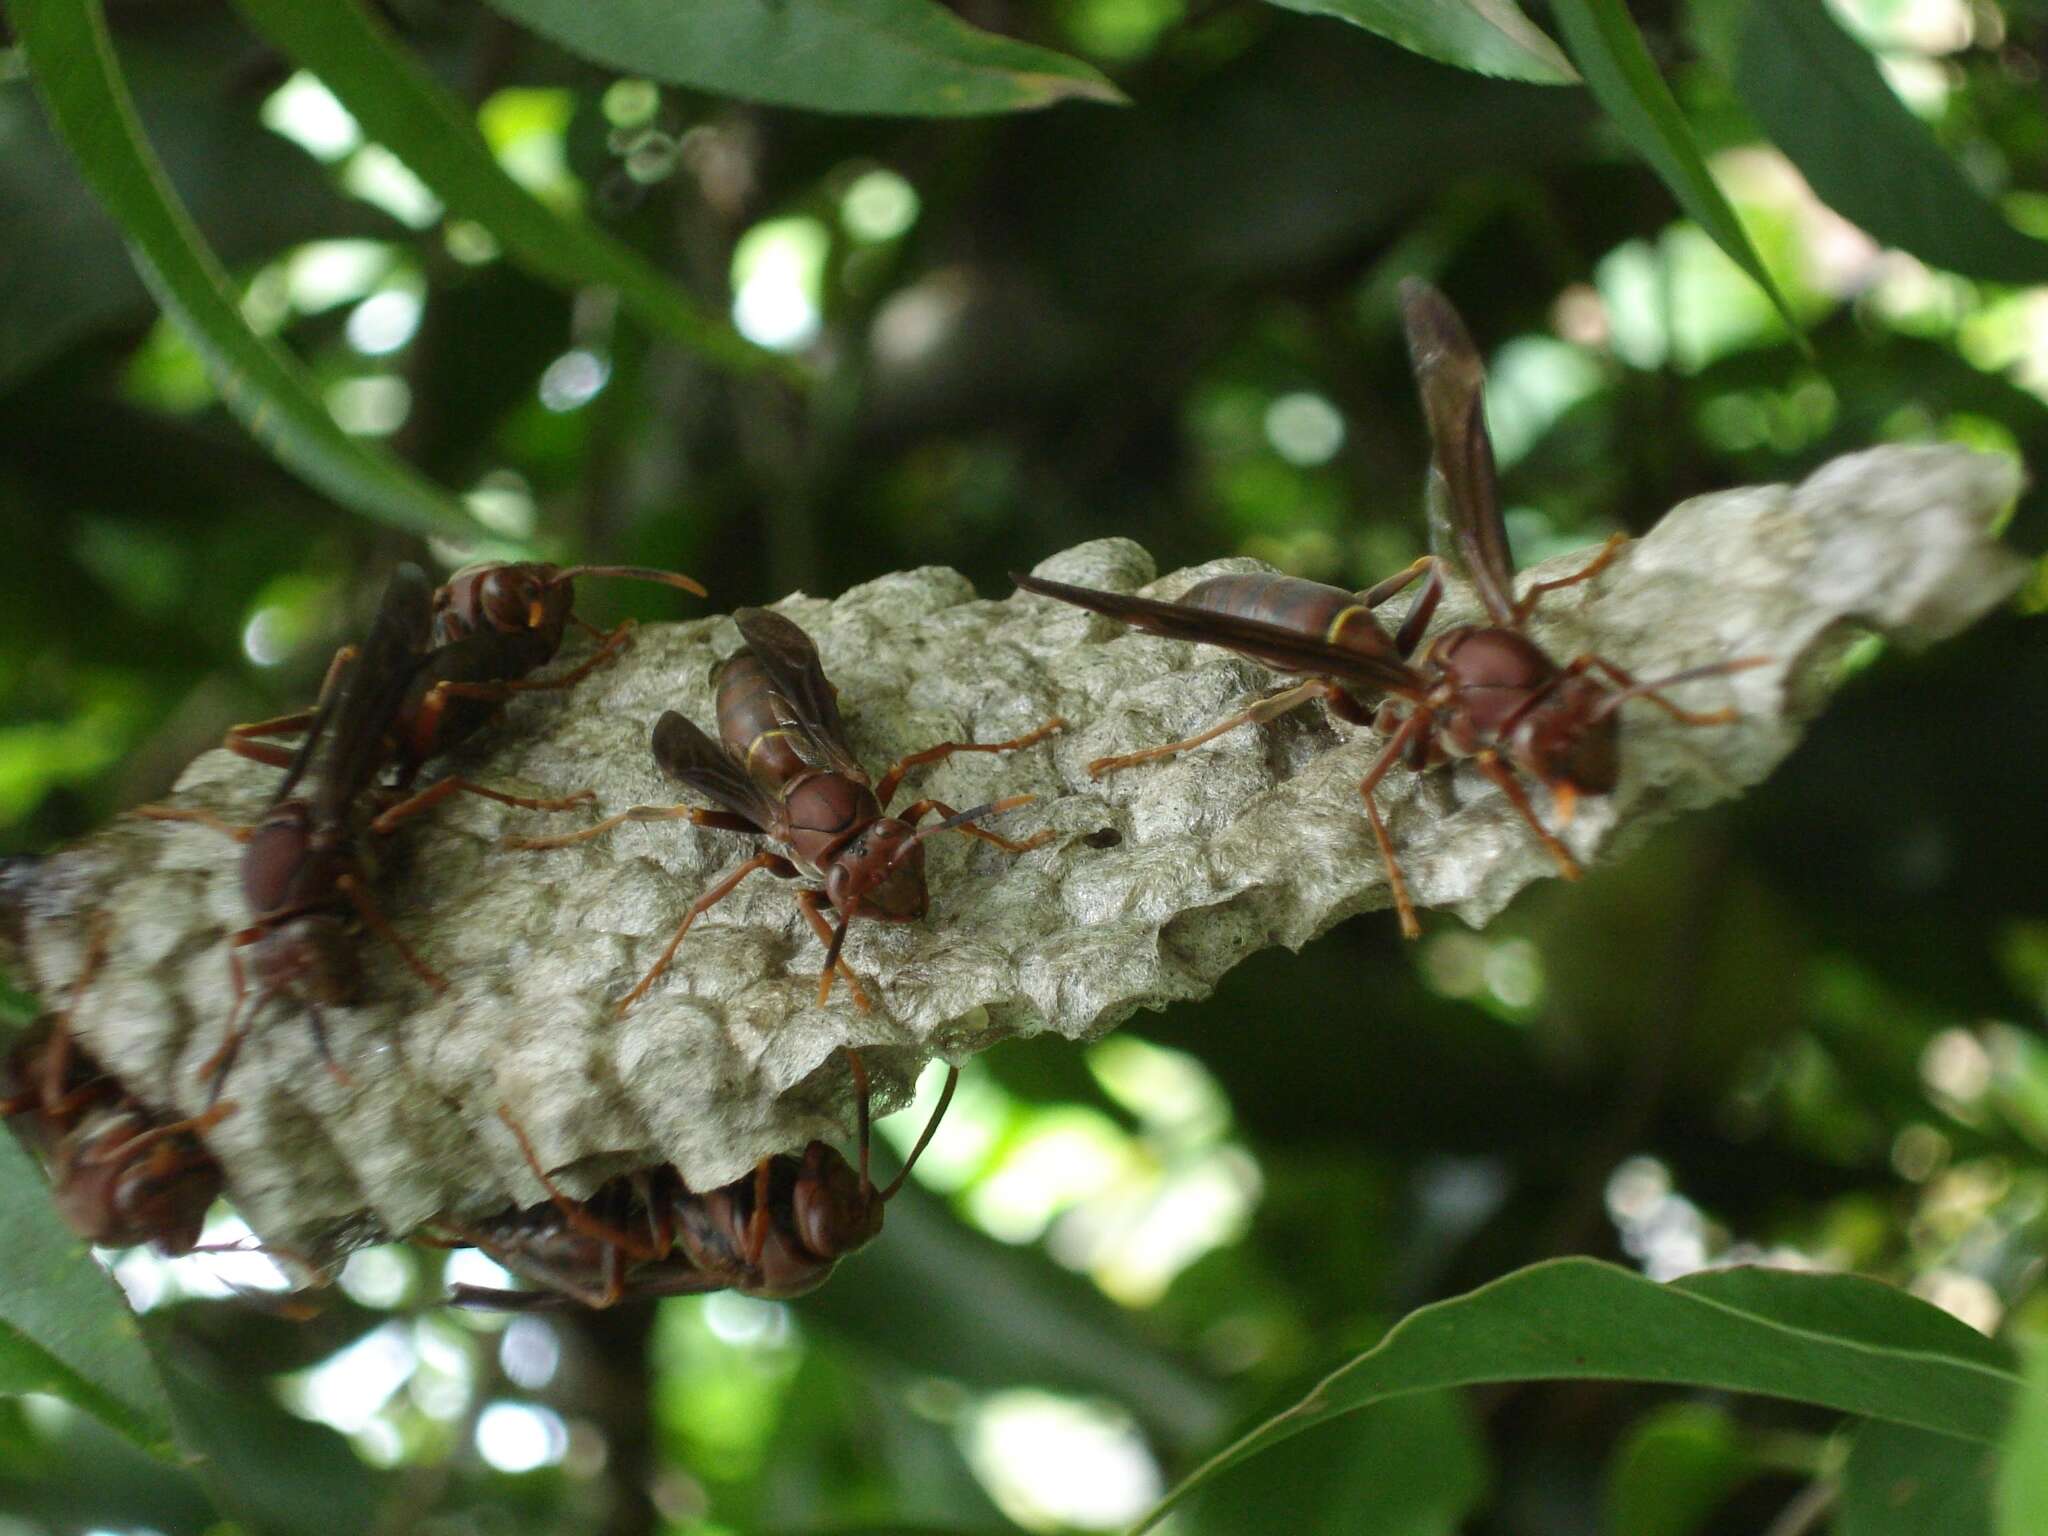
(3, 445, 2026, 1262)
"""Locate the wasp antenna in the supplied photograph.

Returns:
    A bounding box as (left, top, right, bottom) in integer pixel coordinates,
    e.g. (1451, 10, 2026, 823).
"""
(1589, 656, 1770, 721)
(882, 1065, 959, 1202)
(895, 796, 1038, 865)
(550, 564, 708, 599)
(845, 1049, 873, 1198)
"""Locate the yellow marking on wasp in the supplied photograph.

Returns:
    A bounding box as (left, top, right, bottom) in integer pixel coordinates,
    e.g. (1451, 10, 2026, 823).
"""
(746, 729, 797, 773)
(1323, 605, 1373, 646)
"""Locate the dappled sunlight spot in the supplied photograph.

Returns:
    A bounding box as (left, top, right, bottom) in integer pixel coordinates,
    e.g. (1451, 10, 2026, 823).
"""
(476, 1401, 570, 1473)
(539, 349, 610, 412)
(1053, 1147, 1260, 1307)
(1262, 391, 1345, 467)
(500, 1317, 561, 1391)
(1485, 338, 1602, 469)
(465, 470, 539, 541)
(1055, 0, 1185, 62)
(1835, 0, 1976, 53)
(122, 317, 214, 414)
(261, 72, 360, 162)
(412, 1315, 480, 1423)
(327, 376, 412, 437)
(966, 1390, 1162, 1533)
(445, 220, 502, 266)
(168, 1211, 294, 1298)
(1922, 1026, 1994, 1104)
(280, 1322, 418, 1433)
(478, 88, 581, 210)
(701, 1292, 790, 1348)
(603, 78, 661, 130)
(871, 269, 972, 369)
(1913, 1269, 2004, 1334)
(340, 1246, 415, 1308)
(966, 1110, 1131, 1244)
(242, 608, 294, 668)
(904, 1052, 1258, 1303)
(346, 289, 423, 356)
(875, 1058, 999, 1191)
(1088, 1035, 1230, 1138)
(445, 1247, 516, 1296)
(1892, 1123, 1952, 1182)
(732, 217, 828, 351)
(841, 168, 920, 244)
(111, 1247, 168, 1312)
(1421, 933, 1544, 1021)
(287, 240, 398, 315)
(343, 145, 441, 229)
(1606, 1155, 1713, 1280)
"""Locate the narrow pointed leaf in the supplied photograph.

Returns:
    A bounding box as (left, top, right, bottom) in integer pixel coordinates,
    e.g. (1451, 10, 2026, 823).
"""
(226, 0, 793, 381)
(1735, 0, 2048, 285)
(1996, 1340, 2048, 1535)
(1261, 0, 1577, 84)
(1842, 1421, 1994, 1535)
(8, 0, 486, 544)
(1133, 1259, 2017, 1533)
(1548, 0, 1804, 344)
(478, 0, 1125, 117)
(0, 1132, 177, 1455)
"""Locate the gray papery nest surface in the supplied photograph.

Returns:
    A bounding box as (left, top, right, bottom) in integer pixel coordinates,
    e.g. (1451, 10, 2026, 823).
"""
(3, 445, 2027, 1262)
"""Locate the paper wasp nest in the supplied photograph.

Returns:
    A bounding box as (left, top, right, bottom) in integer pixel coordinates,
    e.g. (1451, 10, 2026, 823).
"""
(2, 445, 2027, 1261)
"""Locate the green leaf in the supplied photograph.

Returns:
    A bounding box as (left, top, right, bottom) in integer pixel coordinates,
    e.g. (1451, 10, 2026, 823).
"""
(1183, 1389, 1488, 1534)
(1547, 0, 1804, 345)
(1602, 1404, 1754, 1536)
(478, 0, 1125, 117)
(1843, 1421, 1994, 1535)
(223, 0, 793, 382)
(0, 70, 394, 391)
(1733, 0, 2048, 285)
(7, 0, 488, 545)
(160, 1348, 385, 1536)
(1259, 0, 1578, 85)
(1131, 1259, 2017, 1533)
(0, 1131, 177, 1455)
(1996, 1338, 2048, 1536)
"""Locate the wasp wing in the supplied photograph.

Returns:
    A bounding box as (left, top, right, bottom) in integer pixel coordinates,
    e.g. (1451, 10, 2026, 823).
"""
(1013, 573, 1424, 697)
(651, 710, 782, 833)
(1399, 279, 1517, 629)
(730, 608, 868, 783)
(306, 564, 433, 816)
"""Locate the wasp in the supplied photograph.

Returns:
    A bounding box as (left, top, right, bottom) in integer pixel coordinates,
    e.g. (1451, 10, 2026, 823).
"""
(445, 1053, 957, 1309)
(508, 607, 1062, 1011)
(226, 561, 705, 833)
(1015, 279, 1762, 936)
(1, 925, 230, 1252)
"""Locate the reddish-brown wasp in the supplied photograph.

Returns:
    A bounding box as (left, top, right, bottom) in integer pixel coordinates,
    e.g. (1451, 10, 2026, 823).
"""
(1, 927, 230, 1253)
(1014, 279, 1762, 937)
(140, 566, 590, 1090)
(228, 560, 705, 833)
(444, 1052, 958, 1310)
(508, 607, 1063, 1012)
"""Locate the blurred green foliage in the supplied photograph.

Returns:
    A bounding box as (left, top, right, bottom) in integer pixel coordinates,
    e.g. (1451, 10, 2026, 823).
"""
(3, 0, 2048, 1531)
